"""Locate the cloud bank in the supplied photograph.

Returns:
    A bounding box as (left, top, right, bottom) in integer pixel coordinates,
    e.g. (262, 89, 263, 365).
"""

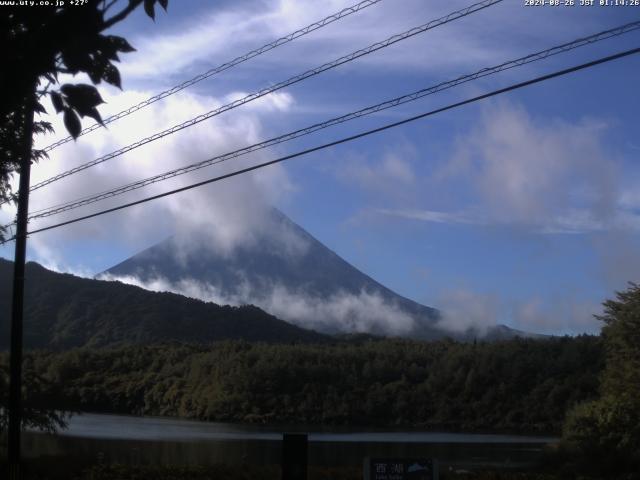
(98, 273, 417, 336)
(437, 101, 624, 232)
(434, 287, 602, 336)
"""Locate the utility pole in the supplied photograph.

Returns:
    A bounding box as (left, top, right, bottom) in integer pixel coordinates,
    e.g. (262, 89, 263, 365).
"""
(8, 86, 36, 480)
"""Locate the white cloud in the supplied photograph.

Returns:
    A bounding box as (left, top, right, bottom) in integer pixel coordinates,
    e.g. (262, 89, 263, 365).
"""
(342, 152, 415, 192)
(344, 102, 638, 238)
(435, 288, 499, 335)
(223, 91, 295, 113)
(510, 297, 602, 336)
(593, 231, 640, 289)
(443, 101, 617, 224)
(377, 206, 640, 235)
(16, 85, 299, 267)
(433, 287, 602, 336)
(113, 0, 622, 94)
(425, 100, 640, 234)
(258, 284, 416, 335)
(25, 242, 95, 279)
(119, 5, 274, 79)
(99, 273, 417, 336)
(618, 185, 640, 211)
(375, 208, 482, 226)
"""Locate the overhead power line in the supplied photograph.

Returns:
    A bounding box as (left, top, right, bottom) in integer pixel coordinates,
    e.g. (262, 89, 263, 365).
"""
(23, 21, 640, 222)
(27, 0, 502, 193)
(41, 0, 386, 153)
(2, 46, 635, 245)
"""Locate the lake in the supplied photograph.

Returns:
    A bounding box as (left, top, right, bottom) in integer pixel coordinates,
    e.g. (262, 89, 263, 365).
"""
(19, 413, 557, 469)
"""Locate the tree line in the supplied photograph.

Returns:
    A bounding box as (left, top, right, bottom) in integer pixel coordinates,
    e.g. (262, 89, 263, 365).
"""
(1, 335, 603, 434)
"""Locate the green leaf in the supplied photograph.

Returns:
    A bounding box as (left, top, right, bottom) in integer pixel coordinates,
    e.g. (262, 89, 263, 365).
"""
(31, 149, 49, 163)
(144, 0, 155, 20)
(63, 108, 82, 139)
(50, 92, 65, 113)
(34, 102, 47, 114)
(33, 121, 55, 135)
(86, 58, 106, 84)
(61, 84, 105, 112)
(96, 35, 120, 62)
(102, 64, 122, 89)
(63, 86, 105, 125)
(61, 48, 92, 74)
(106, 35, 136, 54)
(85, 107, 104, 126)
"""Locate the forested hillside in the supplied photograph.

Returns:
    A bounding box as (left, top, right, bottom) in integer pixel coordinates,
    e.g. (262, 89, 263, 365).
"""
(5, 336, 603, 433)
(0, 259, 328, 349)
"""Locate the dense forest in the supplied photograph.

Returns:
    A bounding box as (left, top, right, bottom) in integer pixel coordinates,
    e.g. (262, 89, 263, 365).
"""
(2, 336, 602, 434)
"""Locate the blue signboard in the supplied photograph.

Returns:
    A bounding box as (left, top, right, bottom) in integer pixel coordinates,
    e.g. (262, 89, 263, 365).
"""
(363, 458, 438, 480)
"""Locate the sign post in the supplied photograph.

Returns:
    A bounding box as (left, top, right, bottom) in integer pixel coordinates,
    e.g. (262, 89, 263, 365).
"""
(282, 433, 308, 480)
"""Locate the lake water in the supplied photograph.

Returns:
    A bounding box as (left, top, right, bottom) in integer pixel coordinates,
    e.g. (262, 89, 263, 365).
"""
(19, 413, 557, 469)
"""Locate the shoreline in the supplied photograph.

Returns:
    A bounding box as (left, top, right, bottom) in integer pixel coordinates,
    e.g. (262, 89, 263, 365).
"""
(49, 410, 563, 439)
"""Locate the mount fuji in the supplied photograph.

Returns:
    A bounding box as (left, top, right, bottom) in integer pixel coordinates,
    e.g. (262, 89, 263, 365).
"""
(103, 209, 527, 341)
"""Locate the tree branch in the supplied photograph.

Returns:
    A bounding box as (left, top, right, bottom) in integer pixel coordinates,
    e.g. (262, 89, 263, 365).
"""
(102, 1, 141, 30)
(103, 0, 120, 14)
(36, 80, 54, 100)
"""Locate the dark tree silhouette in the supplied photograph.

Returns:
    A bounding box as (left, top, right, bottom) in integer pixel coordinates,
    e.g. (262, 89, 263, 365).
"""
(563, 283, 640, 474)
(0, 0, 169, 437)
(0, 0, 168, 214)
(0, 362, 69, 434)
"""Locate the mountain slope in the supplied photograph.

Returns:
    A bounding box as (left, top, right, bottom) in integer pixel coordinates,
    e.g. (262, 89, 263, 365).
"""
(103, 209, 528, 340)
(0, 258, 328, 350)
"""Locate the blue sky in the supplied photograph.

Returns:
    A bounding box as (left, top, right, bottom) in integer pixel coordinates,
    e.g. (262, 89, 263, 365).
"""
(1, 0, 639, 335)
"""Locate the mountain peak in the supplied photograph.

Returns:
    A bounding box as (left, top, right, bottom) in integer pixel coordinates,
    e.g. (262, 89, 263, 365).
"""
(102, 209, 527, 341)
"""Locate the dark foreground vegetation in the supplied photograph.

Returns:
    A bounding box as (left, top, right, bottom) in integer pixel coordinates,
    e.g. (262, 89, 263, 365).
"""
(3, 336, 601, 433)
(560, 283, 640, 477)
(0, 459, 638, 480)
(0, 461, 530, 480)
